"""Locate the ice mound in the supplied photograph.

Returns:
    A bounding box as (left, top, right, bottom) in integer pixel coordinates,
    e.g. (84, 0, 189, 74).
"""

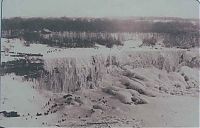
(178, 66, 199, 88)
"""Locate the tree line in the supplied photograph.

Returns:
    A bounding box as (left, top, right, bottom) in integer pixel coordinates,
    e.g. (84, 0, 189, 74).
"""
(2, 17, 198, 33)
(2, 17, 199, 48)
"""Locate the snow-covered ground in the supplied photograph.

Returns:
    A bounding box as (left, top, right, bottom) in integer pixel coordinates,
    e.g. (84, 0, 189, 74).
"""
(0, 38, 199, 127)
(0, 74, 199, 127)
(133, 96, 199, 127)
(1, 37, 180, 62)
(0, 75, 56, 127)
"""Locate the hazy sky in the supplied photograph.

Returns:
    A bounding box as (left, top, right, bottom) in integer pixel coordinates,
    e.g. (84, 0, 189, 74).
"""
(2, 0, 199, 19)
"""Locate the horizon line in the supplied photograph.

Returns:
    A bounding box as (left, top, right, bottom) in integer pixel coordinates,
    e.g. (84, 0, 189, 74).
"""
(2, 16, 199, 20)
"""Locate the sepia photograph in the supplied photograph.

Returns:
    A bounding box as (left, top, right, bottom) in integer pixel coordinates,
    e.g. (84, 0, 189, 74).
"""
(0, 0, 199, 127)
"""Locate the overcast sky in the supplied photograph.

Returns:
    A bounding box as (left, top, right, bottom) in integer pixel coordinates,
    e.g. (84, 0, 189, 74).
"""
(2, 0, 199, 19)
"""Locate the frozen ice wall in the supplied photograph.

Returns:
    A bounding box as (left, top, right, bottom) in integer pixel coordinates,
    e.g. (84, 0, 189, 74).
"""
(37, 55, 107, 92)
(37, 47, 199, 93)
